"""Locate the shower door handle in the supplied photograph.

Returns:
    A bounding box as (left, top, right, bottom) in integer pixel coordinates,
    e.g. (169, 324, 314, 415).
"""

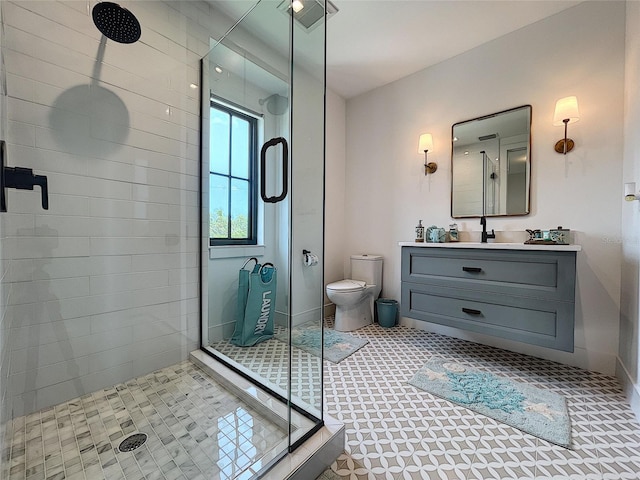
(260, 137, 288, 204)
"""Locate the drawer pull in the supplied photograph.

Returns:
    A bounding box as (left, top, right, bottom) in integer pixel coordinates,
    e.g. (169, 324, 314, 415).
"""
(462, 266, 482, 273)
(462, 307, 482, 316)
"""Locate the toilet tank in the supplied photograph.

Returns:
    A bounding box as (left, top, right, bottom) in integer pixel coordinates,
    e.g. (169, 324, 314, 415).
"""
(350, 254, 383, 288)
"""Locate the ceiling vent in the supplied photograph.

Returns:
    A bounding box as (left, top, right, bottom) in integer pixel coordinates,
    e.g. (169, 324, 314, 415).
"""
(277, 0, 338, 32)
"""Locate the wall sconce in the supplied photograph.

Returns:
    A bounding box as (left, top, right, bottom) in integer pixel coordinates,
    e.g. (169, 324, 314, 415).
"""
(625, 182, 640, 201)
(418, 133, 437, 175)
(553, 96, 580, 154)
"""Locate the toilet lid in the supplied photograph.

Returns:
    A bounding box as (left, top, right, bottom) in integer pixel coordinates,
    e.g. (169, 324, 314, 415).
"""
(326, 279, 366, 292)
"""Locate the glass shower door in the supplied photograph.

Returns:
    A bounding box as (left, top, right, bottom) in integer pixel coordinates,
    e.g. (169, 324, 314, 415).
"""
(0, 2, 10, 472)
(200, 0, 326, 464)
(289, 0, 326, 440)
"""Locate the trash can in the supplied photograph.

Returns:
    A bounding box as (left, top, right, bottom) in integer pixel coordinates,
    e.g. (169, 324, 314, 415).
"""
(376, 299, 398, 328)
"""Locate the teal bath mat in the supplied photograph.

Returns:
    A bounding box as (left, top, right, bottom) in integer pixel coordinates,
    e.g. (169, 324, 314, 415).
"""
(408, 357, 571, 447)
(275, 322, 368, 363)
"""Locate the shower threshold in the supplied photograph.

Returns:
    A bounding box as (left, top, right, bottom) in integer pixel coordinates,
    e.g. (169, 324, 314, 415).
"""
(190, 350, 344, 479)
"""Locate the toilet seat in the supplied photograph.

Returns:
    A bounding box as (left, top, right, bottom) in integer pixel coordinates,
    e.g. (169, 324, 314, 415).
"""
(326, 279, 366, 293)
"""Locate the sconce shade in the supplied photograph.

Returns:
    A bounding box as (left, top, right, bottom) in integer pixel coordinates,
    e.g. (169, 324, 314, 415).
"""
(418, 133, 437, 174)
(553, 96, 580, 126)
(418, 133, 433, 153)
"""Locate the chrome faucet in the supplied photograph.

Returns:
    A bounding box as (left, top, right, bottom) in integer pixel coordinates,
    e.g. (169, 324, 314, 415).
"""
(480, 216, 495, 243)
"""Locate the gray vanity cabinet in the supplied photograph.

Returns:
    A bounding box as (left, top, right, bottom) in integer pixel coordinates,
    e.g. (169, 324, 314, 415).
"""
(400, 247, 577, 352)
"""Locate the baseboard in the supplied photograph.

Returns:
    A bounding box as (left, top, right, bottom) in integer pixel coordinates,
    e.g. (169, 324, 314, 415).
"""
(616, 357, 640, 424)
(275, 307, 327, 328)
(292, 307, 323, 328)
(324, 302, 335, 317)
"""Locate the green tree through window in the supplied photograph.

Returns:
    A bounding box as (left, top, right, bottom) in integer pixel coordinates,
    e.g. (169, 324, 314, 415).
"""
(209, 102, 258, 245)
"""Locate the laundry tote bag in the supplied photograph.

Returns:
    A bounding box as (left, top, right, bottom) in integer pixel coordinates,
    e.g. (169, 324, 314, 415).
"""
(230, 259, 277, 347)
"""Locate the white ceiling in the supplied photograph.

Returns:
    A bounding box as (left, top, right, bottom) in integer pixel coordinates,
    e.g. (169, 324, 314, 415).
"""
(210, 0, 582, 99)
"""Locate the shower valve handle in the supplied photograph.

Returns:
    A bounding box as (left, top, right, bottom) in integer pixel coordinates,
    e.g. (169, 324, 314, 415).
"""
(1, 141, 49, 212)
(2, 166, 49, 211)
(1, 139, 49, 212)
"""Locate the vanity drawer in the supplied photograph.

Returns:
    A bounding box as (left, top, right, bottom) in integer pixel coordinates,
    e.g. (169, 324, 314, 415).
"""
(401, 282, 574, 352)
(402, 247, 576, 301)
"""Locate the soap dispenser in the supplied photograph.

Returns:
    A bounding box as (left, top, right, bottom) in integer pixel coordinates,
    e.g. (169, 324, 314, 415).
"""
(449, 223, 459, 242)
(415, 220, 425, 243)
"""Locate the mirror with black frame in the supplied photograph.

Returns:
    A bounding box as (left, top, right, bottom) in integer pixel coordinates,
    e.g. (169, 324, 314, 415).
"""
(451, 105, 531, 218)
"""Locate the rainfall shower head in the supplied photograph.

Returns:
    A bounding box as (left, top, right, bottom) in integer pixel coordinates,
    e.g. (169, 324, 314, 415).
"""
(259, 94, 288, 115)
(92, 2, 141, 44)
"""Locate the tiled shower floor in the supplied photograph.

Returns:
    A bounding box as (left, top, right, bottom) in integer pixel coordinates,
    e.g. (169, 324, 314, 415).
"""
(5, 362, 286, 480)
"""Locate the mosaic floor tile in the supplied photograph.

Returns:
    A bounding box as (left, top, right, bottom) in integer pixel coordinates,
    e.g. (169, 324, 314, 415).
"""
(6, 362, 286, 480)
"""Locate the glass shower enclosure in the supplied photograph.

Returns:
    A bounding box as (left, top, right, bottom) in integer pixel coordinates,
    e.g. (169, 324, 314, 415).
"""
(200, 0, 326, 467)
(0, 0, 327, 478)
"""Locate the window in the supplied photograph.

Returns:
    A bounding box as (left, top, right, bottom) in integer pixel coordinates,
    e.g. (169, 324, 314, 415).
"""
(209, 101, 258, 246)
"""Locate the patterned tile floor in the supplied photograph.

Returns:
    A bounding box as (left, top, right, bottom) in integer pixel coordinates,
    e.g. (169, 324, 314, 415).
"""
(210, 325, 322, 412)
(4, 362, 286, 480)
(5, 319, 640, 480)
(322, 321, 640, 480)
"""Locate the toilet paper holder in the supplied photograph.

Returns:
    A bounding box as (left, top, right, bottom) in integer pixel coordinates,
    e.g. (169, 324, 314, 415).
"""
(302, 249, 319, 266)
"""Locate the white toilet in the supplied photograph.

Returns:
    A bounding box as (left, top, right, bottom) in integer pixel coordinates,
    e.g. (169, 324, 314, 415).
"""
(326, 254, 383, 331)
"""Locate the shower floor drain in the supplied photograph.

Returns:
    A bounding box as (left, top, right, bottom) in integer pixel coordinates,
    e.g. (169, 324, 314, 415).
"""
(118, 433, 148, 452)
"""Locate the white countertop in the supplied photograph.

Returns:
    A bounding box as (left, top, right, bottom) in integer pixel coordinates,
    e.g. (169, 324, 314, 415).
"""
(399, 241, 582, 252)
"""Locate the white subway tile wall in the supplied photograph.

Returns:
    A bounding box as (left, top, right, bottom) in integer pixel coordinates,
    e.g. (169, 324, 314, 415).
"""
(0, 0, 216, 423)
